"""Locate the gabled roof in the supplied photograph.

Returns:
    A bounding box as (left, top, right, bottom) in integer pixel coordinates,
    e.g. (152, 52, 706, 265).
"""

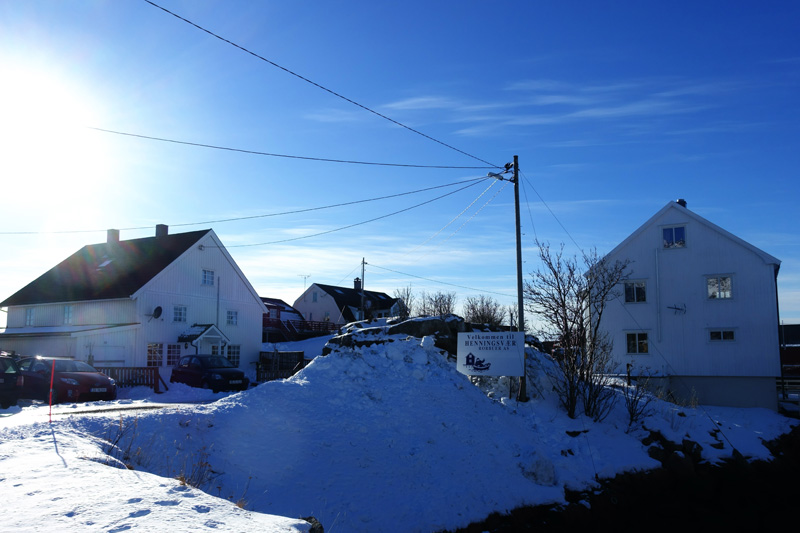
(604, 201, 781, 268)
(0, 229, 211, 307)
(315, 283, 396, 310)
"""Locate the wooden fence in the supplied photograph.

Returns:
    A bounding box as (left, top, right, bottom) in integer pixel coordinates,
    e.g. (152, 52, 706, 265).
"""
(256, 351, 306, 382)
(95, 366, 168, 393)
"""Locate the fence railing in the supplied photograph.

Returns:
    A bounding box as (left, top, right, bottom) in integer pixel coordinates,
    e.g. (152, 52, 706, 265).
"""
(256, 351, 306, 382)
(95, 366, 167, 393)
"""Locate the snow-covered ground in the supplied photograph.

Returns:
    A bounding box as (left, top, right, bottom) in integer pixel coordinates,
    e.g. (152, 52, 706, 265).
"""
(1, 325, 796, 532)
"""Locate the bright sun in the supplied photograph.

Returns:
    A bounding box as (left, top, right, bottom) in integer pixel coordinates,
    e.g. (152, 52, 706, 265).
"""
(0, 61, 112, 228)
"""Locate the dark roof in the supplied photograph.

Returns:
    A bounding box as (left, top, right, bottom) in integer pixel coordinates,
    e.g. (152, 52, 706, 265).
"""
(314, 283, 397, 322)
(1, 230, 211, 307)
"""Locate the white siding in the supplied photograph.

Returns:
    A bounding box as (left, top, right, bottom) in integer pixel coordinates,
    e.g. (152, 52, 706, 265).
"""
(603, 204, 780, 383)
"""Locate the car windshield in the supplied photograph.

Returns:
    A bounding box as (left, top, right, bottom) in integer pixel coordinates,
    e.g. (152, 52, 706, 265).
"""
(52, 360, 98, 373)
(200, 356, 234, 369)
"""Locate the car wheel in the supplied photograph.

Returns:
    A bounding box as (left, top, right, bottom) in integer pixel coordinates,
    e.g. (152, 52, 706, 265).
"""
(201, 380, 210, 390)
(49, 388, 59, 405)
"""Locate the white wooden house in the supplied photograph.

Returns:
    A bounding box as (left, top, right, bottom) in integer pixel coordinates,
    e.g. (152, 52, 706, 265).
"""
(600, 200, 781, 409)
(0, 226, 267, 378)
(293, 278, 399, 326)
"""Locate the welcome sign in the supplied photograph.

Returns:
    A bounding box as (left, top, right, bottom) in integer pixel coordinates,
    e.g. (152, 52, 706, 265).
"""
(456, 331, 525, 377)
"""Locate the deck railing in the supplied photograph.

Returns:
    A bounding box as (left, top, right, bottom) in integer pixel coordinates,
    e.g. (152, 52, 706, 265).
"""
(95, 366, 167, 393)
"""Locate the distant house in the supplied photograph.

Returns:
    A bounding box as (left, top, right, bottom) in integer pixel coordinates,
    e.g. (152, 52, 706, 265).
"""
(293, 278, 399, 326)
(599, 200, 781, 409)
(0, 226, 267, 377)
(261, 297, 306, 342)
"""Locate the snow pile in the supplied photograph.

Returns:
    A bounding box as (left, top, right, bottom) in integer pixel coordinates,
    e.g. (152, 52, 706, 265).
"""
(1, 324, 796, 532)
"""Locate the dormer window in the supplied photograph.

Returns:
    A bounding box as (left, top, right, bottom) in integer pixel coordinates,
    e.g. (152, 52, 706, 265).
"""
(662, 226, 686, 249)
(202, 269, 215, 286)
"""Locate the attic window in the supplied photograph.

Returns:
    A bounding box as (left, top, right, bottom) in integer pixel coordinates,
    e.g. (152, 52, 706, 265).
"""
(662, 226, 686, 249)
(202, 269, 215, 286)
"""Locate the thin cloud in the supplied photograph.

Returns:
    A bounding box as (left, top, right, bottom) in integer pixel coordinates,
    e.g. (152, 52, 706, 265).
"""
(382, 96, 459, 110)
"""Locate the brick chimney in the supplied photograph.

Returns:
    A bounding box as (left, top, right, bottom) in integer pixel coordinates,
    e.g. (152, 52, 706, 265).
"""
(155, 224, 169, 238)
(354, 277, 362, 291)
(107, 229, 120, 244)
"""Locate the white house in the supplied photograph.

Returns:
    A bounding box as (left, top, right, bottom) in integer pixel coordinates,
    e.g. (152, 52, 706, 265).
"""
(600, 200, 781, 409)
(0, 226, 267, 378)
(293, 278, 399, 326)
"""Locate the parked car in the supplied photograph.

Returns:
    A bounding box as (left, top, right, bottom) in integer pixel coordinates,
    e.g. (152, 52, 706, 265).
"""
(170, 355, 250, 393)
(18, 356, 117, 404)
(0, 355, 24, 408)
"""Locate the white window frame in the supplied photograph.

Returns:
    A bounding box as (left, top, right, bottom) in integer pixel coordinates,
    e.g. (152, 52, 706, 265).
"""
(706, 275, 732, 300)
(226, 310, 238, 326)
(166, 344, 182, 366)
(626, 332, 649, 354)
(173, 305, 187, 323)
(64, 305, 73, 325)
(227, 345, 241, 367)
(624, 280, 647, 303)
(202, 269, 215, 286)
(25, 308, 35, 326)
(147, 343, 164, 367)
(709, 329, 736, 342)
(662, 225, 686, 249)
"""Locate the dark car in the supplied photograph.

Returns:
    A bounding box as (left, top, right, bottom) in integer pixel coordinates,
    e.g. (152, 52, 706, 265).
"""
(170, 355, 250, 393)
(0, 355, 24, 408)
(18, 356, 117, 404)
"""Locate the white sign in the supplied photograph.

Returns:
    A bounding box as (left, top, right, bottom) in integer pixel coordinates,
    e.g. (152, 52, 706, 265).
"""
(456, 331, 525, 377)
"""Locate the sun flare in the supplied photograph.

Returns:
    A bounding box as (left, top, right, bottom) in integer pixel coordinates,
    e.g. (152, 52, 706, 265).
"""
(0, 62, 111, 228)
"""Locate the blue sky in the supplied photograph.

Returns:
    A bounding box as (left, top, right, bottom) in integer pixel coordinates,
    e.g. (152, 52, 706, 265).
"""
(1, 0, 799, 326)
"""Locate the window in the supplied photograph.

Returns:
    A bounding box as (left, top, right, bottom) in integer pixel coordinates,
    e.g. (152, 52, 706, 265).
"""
(147, 343, 164, 367)
(624, 281, 647, 303)
(64, 305, 73, 325)
(626, 332, 649, 354)
(227, 345, 241, 367)
(202, 269, 215, 286)
(707, 276, 732, 299)
(709, 329, 735, 342)
(662, 226, 686, 249)
(211, 345, 221, 356)
(25, 308, 35, 326)
(312, 292, 318, 302)
(227, 310, 238, 326)
(167, 344, 181, 366)
(173, 305, 187, 323)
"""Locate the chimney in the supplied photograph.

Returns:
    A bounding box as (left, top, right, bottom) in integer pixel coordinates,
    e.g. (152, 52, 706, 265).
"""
(155, 224, 169, 238)
(107, 229, 120, 244)
(676, 198, 687, 208)
(354, 277, 362, 291)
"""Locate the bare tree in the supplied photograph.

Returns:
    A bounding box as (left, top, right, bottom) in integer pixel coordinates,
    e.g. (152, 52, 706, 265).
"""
(505, 303, 518, 330)
(524, 240, 630, 419)
(392, 285, 415, 320)
(419, 290, 457, 317)
(462, 295, 505, 327)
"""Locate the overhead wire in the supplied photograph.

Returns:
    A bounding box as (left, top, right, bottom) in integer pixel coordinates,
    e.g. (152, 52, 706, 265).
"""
(88, 127, 495, 169)
(141, 0, 502, 169)
(0, 178, 491, 236)
(226, 179, 486, 247)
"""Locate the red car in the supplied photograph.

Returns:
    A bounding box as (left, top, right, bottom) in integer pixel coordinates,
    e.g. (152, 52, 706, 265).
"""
(18, 356, 117, 404)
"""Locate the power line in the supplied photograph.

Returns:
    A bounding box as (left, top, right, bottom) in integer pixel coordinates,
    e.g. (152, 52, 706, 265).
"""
(226, 179, 485, 247)
(142, 0, 502, 169)
(89, 127, 494, 169)
(368, 263, 514, 298)
(0, 178, 491, 236)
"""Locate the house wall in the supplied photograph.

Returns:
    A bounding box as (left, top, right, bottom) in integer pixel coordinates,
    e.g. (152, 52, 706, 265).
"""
(131, 232, 265, 372)
(293, 285, 346, 324)
(5, 299, 136, 328)
(0, 335, 76, 358)
(602, 204, 780, 408)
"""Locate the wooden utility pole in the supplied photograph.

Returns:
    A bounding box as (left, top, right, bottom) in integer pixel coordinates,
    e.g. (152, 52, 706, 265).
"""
(513, 156, 529, 402)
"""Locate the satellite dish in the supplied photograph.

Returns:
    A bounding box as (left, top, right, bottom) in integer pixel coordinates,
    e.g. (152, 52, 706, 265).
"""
(152, 306, 163, 319)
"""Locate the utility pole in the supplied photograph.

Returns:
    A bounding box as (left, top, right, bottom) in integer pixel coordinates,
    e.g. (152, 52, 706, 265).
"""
(488, 156, 528, 402)
(513, 155, 528, 402)
(360, 257, 366, 320)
